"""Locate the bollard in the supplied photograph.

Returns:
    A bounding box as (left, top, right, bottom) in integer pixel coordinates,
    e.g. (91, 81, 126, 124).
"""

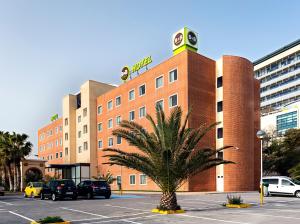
(260, 184, 264, 205)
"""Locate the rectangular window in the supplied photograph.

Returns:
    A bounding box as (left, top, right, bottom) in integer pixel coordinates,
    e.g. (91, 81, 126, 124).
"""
(117, 135, 122, 144)
(78, 146, 82, 153)
(156, 100, 164, 110)
(55, 127, 58, 134)
(60, 138, 62, 146)
(98, 140, 103, 149)
(169, 94, 178, 107)
(129, 89, 135, 101)
(64, 118, 68, 126)
(116, 116, 121, 125)
(107, 100, 113, 110)
(78, 115, 81, 123)
(140, 174, 147, 185)
(217, 128, 223, 139)
(98, 123, 102, 132)
(139, 84, 146, 96)
(83, 142, 88, 151)
(108, 137, 114, 147)
(116, 176, 121, 185)
(217, 151, 223, 159)
(156, 76, 163, 89)
(65, 133, 68, 141)
(217, 76, 223, 88)
(65, 147, 68, 156)
(116, 96, 121, 106)
(56, 153, 58, 159)
(83, 108, 87, 117)
(60, 152, 62, 158)
(129, 111, 135, 121)
(55, 140, 58, 146)
(217, 101, 223, 112)
(169, 69, 178, 83)
(97, 105, 102, 114)
(83, 125, 88, 134)
(130, 175, 136, 185)
(139, 106, 146, 118)
(276, 111, 297, 134)
(108, 119, 113, 129)
(78, 131, 81, 138)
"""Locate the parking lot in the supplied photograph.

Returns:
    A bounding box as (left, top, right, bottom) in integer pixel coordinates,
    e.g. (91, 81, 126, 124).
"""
(0, 192, 300, 224)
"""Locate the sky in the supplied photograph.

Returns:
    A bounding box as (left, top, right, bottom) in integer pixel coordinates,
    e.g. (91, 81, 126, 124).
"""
(0, 0, 299, 155)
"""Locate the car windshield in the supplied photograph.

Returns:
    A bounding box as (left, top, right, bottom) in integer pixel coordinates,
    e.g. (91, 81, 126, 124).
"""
(291, 178, 300, 185)
(92, 181, 108, 187)
(32, 182, 43, 187)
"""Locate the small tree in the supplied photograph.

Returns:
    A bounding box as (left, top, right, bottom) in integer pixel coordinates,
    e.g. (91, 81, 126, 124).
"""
(93, 171, 116, 184)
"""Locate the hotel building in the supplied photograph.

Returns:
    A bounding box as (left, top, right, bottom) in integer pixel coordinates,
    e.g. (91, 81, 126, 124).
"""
(38, 28, 260, 192)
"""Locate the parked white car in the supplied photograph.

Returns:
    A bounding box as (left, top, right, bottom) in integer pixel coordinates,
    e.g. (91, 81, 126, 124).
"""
(262, 176, 300, 198)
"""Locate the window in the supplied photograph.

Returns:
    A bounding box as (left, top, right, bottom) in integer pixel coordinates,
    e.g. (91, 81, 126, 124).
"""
(60, 138, 62, 146)
(78, 131, 81, 138)
(139, 106, 146, 118)
(98, 123, 102, 132)
(277, 111, 297, 134)
(156, 100, 164, 110)
(139, 84, 146, 96)
(83, 108, 87, 117)
(129, 111, 135, 121)
(217, 151, 223, 159)
(59, 126, 62, 131)
(83, 125, 88, 134)
(129, 89, 135, 101)
(140, 174, 147, 185)
(169, 94, 178, 107)
(116, 176, 121, 185)
(108, 137, 114, 147)
(282, 179, 294, 186)
(107, 100, 113, 110)
(116, 96, 121, 106)
(217, 101, 223, 112)
(263, 179, 279, 185)
(65, 133, 68, 141)
(84, 142, 88, 151)
(78, 146, 82, 153)
(78, 115, 81, 123)
(55, 140, 58, 146)
(65, 147, 68, 156)
(98, 140, 103, 149)
(55, 127, 58, 134)
(56, 153, 58, 159)
(64, 118, 68, 126)
(98, 105, 102, 114)
(130, 175, 136, 185)
(60, 152, 63, 158)
(217, 76, 223, 88)
(116, 116, 121, 125)
(108, 119, 113, 129)
(169, 69, 178, 82)
(217, 128, 223, 139)
(117, 135, 122, 144)
(156, 76, 163, 88)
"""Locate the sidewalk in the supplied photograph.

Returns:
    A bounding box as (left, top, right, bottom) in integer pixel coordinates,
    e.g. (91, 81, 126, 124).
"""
(112, 190, 259, 195)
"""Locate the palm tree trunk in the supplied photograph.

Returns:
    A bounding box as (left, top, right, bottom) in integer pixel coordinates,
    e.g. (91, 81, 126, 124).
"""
(159, 191, 179, 210)
(1, 166, 5, 186)
(16, 164, 21, 191)
(13, 163, 18, 192)
(6, 164, 13, 191)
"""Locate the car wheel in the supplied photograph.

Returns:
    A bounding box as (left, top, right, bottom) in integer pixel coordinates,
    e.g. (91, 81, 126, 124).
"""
(105, 194, 111, 199)
(40, 193, 44, 200)
(295, 191, 300, 198)
(51, 193, 57, 201)
(87, 192, 93, 199)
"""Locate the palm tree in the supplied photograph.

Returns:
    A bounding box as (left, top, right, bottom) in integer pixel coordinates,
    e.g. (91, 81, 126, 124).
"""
(103, 106, 234, 210)
(93, 171, 116, 185)
(0, 132, 14, 191)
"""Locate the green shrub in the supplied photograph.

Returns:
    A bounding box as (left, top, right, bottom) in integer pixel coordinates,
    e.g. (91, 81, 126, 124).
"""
(38, 216, 64, 223)
(226, 194, 243, 205)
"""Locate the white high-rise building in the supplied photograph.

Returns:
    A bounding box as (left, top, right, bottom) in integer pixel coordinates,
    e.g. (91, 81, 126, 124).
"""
(254, 39, 300, 114)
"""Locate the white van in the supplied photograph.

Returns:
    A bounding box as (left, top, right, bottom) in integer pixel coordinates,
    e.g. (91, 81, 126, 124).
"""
(262, 176, 300, 198)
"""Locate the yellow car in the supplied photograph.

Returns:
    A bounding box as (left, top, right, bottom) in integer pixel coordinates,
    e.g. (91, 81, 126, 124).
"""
(24, 182, 44, 198)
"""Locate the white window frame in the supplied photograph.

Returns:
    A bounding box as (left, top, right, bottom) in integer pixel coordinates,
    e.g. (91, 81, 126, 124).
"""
(98, 140, 103, 149)
(98, 122, 102, 132)
(129, 110, 135, 121)
(155, 75, 164, 89)
(169, 93, 178, 108)
(155, 99, 164, 110)
(129, 174, 136, 185)
(108, 118, 113, 129)
(116, 116, 121, 126)
(138, 83, 146, 96)
(107, 100, 113, 111)
(140, 174, 147, 185)
(116, 135, 122, 145)
(115, 95, 121, 107)
(169, 68, 178, 83)
(108, 137, 114, 147)
(78, 146, 82, 153)
(83, 108, 88, 117)
(97, 105, 103, 115)
(128, 89, 135, 101)
(139, 106, 146, 118)
(83, 142, 88, 151)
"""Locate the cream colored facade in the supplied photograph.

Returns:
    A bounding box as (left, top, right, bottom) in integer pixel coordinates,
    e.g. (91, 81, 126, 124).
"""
(62, 80, 115, 177)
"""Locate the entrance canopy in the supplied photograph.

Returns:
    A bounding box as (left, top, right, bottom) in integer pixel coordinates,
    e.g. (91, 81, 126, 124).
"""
(47, 163, 90, 185)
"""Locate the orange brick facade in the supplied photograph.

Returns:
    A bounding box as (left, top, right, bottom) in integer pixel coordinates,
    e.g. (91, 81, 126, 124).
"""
(38, 49, 260, 192)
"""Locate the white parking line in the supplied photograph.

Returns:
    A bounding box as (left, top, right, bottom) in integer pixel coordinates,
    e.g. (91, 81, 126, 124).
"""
(178, 214, 250, 224)
(0, 201, 13, 205)
(8, 211, 35, 222)
(71, 212, 150, 222)
(105, 204, 148, 212)
(83, 214, 158, 224)
(61, 207, 108, 218)
(233, 211, 300, 220)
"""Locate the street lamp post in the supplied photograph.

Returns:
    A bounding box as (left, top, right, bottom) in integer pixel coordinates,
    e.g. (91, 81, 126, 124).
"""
(256, 130, 266, 205)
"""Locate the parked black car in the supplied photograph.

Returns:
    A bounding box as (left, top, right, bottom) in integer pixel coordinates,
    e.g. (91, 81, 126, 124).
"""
(40, 179, 77, 201)
(77, 180, 111, 199)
